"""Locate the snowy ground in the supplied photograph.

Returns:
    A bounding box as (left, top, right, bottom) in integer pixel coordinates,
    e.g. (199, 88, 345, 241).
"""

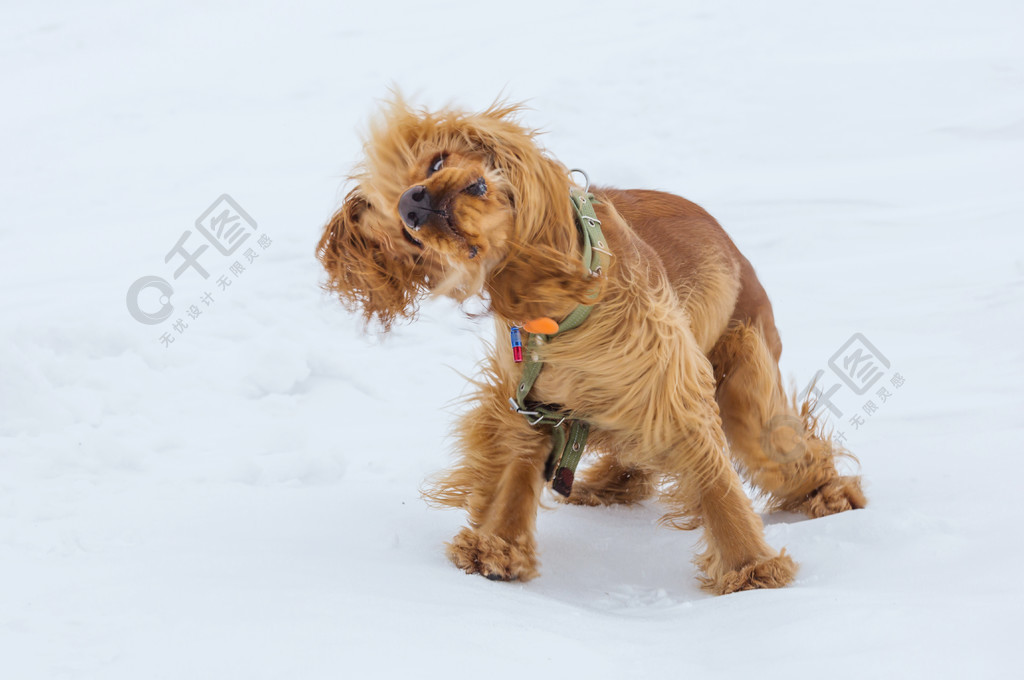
(2, 1, 1023, 678)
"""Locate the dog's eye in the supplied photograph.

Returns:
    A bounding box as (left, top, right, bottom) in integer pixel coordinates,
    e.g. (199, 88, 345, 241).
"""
(427, 155, 445, 177)
(465, 178, 487, 197)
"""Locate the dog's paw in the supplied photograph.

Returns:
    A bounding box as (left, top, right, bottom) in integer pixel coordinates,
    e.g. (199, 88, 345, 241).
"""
(553, 482, 612, 506)
(552, 469, 654, 507)
(554, 483, 652, 507)
(700, 550, 798, 595)
(791, 475, 867, 518)
(446, 528, 539, 582)
(553, 491, 600, 506)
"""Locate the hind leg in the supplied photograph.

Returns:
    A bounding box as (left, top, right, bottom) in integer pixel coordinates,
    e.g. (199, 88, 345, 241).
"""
(709, 321, 866, 517)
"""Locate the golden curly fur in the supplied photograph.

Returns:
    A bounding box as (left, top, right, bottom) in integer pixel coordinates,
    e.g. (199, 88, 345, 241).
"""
(318, 97, 866, 594)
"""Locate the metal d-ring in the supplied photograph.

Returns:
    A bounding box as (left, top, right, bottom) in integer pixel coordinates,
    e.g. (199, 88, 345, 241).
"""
(568, 168, 590, 193)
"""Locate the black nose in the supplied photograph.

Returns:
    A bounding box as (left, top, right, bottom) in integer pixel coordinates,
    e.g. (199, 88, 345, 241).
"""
(398, 185, 433, 230)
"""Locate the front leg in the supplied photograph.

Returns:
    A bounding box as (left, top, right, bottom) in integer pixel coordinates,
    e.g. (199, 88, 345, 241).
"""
(581, 314, 797, 593)
(446, 454, 545, 581)
(425, 383, 551, 581)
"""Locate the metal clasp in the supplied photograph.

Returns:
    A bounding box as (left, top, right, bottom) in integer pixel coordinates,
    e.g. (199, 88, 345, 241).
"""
(508, 398, 544, 426)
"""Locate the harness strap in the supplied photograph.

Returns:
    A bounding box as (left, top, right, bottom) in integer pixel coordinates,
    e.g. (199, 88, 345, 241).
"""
(511, 187, 609, 497)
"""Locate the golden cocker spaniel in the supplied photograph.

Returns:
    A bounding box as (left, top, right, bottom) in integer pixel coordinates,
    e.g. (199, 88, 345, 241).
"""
(318, 97, 865, 594)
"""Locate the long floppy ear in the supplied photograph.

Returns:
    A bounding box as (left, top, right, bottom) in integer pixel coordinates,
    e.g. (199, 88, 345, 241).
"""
(316, 187, 426, 330)
(462, 104, 600, 322)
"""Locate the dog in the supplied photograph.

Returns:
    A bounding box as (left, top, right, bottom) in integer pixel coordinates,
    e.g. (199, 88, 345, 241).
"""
(317, 97, 866, 594)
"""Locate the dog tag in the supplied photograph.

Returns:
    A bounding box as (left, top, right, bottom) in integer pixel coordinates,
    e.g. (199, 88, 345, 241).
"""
(523, 317, 559, 335)
(510, 326, 523, 363)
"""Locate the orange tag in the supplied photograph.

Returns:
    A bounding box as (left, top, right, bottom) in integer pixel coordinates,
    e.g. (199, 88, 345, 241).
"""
(523, 317, 559, 335)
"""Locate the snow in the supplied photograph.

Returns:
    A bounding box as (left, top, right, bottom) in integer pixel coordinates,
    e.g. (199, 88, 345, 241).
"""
(2, 1, 1022, 677)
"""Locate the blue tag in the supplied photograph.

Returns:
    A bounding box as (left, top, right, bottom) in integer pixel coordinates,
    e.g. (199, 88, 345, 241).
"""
(510, 326, 523, 363)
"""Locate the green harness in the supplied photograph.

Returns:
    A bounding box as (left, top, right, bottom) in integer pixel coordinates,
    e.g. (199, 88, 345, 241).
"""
(510, 187, 610, 497)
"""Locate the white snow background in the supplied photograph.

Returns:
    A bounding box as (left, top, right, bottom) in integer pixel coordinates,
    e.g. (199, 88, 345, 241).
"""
(2, 1, 1022, 678)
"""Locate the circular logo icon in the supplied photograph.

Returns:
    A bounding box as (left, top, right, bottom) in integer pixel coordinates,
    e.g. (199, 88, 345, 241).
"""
(126, 275, 174, 325)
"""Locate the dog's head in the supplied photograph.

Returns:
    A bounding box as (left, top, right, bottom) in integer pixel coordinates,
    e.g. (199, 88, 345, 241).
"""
(318, 96, 597, 329)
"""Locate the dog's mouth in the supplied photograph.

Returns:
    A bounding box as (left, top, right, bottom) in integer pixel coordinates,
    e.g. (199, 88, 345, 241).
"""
(401, 226, 424, 249)
(402, 208, 479, 260)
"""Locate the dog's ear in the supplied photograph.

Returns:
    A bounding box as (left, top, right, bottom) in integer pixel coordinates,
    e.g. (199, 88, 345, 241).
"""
(464, 105, 600, 321)
(317, 187, 425, 330)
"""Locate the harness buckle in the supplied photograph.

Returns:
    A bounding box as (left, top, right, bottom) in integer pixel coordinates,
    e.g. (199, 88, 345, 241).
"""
(508, 398, 545, 426)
